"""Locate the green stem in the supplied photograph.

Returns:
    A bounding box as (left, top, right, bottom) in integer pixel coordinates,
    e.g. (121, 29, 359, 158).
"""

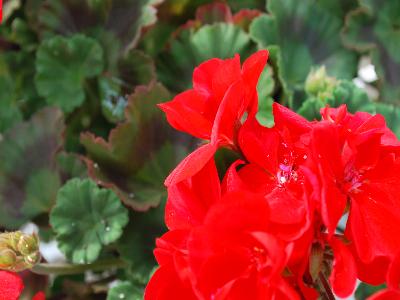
(31, 258, 127, 275)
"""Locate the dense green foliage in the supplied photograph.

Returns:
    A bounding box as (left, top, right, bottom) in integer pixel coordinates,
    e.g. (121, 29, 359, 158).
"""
(0, 0, 398, 298)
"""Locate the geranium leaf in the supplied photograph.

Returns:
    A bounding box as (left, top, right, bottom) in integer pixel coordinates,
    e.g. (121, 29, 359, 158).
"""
(0, 107, 64, 229)
(342, 0, 400, 103)
(81, 83, 178, 211)
(107, 281, 143, 300)
(158, 23, 255, 92)
(50, 178, 129, 264)
(36, 0, 163, 51)
(375, 103, 400, 138)
(250, 0, 358, 106)
(299, 79, 376, 120)
(0, 60, 22, 132)
(117, 207, 165, 286)
(99, 49, 156, 123)
(35, 34, 104, 112)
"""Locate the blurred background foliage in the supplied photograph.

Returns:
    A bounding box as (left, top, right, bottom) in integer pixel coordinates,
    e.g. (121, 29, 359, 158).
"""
(0, 0, 398, 298)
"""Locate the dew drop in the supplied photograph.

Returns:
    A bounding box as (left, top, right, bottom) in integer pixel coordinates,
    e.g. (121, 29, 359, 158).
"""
(303, 154, 307, 160)
(105, 226, 110, 232)
(94, 163, 99, 169)
(119, 293, 125, 299)
(129, 193, 135, 198)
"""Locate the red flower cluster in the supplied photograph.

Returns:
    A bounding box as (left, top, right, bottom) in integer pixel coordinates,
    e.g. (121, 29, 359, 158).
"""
(0, 270, 45, 300)
(145, 51, 400, 299)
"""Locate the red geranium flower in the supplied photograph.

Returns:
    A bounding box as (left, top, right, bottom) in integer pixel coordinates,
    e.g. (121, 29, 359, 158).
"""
(310, 105, 400, 284)
(159, 50, 268, 186)
(146, 159, 300, 299)
(0, 270, 45, 300)
(0, 271, 24, 300)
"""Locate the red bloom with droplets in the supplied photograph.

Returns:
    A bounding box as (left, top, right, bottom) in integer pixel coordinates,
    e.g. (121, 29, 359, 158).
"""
(145, 162, 299, 299)
(152, 51, 400, 299)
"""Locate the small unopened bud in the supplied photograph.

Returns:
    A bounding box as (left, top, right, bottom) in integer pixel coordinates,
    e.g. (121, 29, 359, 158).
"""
(305, 66, 336, 98)
(0, 248, 17, 268)
(0, 231, 40, 271)
(17, 234, 39, 256)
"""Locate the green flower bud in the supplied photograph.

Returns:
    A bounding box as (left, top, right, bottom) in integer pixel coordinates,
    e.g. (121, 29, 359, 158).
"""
(17, 233, 39, 256)
(305, 66, 336, 98)
(0, 231, 40, 271)
(0, 248, 17, 268)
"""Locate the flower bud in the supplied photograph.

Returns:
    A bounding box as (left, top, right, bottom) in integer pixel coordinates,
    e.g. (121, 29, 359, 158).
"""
(305, 66, 336, 98)
(17, 233, 39, 256)
(0, 231, 40, 271)
(0, 248, 17, 268)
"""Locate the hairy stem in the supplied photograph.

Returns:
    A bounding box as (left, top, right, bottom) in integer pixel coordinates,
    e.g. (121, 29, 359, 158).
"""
(31, 258, 127, 275)
(317, 272, 335, 300)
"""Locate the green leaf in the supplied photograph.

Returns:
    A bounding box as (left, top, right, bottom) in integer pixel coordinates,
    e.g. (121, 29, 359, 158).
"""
(158, 23, 255, 92)
(99, 49, 156, 123)
(375, 103, 400, 138)
(355, 283, 386, 299)
(250, 0, 358, 107)
(342, 0, 400, 103)
(0, 107, 64, 229)
(0, 67, 23, 132)
(50, 178, 129, 264)
(107, 282, 143, 300)
(117, 207, 165, 286)
(81, 83, 179, 211)
(35, 34, 104, 112)
(297, 68, 378, 120)
(36, 0, 162, 51)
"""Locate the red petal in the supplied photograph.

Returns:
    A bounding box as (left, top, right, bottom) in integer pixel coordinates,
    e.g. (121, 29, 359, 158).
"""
(32, 291, 46, 300)
(347, 182, 400, 263)
(241, 50, 269, 90)
(239, 116, 280, 173)
(352, 255, 389, 285)
(367, 289, 400, 300)
(241, 50, 269, 115)
(164, 143, 217, 186)
(273, 103, 311, 137)
(387, 253, 400, 290)
(144, 264, 197, 300)
(154, 230, 189, 266)
(193, 58, 223, 96)
(311, 122, 346, 236)
(328, 237, 357, 298)
(212, 55, 241, 101)
(0, 271, 24, 300)
(158, 90, 213, 140)
(211, 80, 245, 145)
(204, 191, 270, 232)
(165, 158, 221, 230)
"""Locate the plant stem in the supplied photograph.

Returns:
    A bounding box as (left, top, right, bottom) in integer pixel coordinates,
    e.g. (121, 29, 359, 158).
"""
(317, 272, 335, 300)
(31, 258, 127, 275)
